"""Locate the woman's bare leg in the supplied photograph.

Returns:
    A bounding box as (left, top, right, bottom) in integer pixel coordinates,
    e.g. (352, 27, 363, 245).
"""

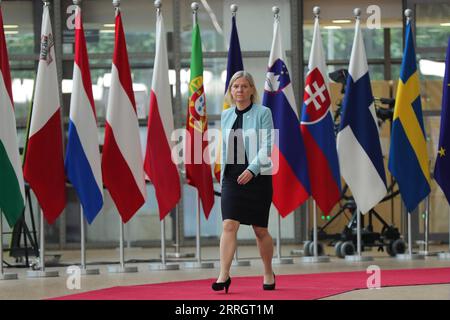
(253, 225, 274, 284)
(217, 219, 240, 282)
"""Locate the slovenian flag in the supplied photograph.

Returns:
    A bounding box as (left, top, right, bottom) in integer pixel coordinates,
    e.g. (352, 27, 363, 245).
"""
(263, 16, 310, 217)
(0, 5, 25, 227)
(65, 5, 103, 224)
(300, 16, 341, 215)
(337, 17, 387, 214)
(23, 3, 66, 224)
(102, 8, 146, 223)
(144, 11, 180, 220)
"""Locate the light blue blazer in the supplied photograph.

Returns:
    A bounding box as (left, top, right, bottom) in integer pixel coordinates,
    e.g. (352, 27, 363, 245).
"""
(220, 104, 274, 184)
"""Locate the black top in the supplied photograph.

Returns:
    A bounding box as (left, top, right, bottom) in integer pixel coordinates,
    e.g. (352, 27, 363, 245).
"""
(224, 103, 253, 179)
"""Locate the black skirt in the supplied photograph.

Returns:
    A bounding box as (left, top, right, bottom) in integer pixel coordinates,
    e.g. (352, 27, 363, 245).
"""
(221, 172, 273, 228)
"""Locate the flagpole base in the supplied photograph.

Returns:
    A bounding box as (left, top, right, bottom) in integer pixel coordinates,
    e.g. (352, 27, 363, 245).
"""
(395, 253, 425, 260)
(418, 251, 438, 257)
(345, 255, 374, 262)
(232, 260, 251, 267)
(0, 273, 18, 280)
(290, 249, 304, 256)
(107, 265, 138, 273)
(27, 270, 59, 278)
(437, 252, 450, 260)
(65, 266, 100, 275)
(299, 256, 330, 263)
(272, 257, 294, 265)
(166, 252, 195, 259)
(182, 261, 215, 269)
(149, 263, 180, 271)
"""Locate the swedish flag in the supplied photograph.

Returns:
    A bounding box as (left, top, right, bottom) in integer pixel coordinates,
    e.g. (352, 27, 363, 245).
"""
(388, 22, 430, 213)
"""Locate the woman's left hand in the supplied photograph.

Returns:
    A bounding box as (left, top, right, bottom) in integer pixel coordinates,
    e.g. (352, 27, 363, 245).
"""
(237, 170, 254, 185)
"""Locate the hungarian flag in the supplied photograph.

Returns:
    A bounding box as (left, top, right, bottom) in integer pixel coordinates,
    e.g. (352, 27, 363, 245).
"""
(300, 17, 341, 215)
(0, 6, 25, 227)
(102, 9, 146, 223)
(23, 3, 66, 225)
(65, 5, 103, 224)
(185, 22, 214, 218)
(144, 12, 180, 220)
(213, 15, 244, 182)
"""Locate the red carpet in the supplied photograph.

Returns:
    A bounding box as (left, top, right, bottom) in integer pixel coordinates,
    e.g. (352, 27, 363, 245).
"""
(53, 267, 450, 300)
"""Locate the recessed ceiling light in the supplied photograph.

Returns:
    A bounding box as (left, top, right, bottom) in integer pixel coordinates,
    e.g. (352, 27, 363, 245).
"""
(5, 31, 19, 35)
(440, 22, 450, 27)
(4, 25, 19, 29)
(100, 29, 115, 33)
(332, 19, 351, 24)
(103, 24, 115, 28)
(324, 26, 342, 30)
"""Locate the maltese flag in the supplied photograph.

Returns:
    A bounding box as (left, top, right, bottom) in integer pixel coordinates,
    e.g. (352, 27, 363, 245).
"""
(65, 5, 103, 224)
(23, 3, 66, 224)
(102, 9, 146, 223)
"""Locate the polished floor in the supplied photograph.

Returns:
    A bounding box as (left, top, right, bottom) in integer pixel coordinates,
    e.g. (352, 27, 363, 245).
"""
(1, 243, 450, 300)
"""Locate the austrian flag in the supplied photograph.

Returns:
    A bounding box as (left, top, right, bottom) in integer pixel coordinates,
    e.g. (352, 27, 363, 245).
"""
(102, 9, 146, 223)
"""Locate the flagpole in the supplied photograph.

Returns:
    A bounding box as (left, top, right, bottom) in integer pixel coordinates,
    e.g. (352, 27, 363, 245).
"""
(301, 200, 329, 263)
(264, 7, 293, 266)
(438, 207, 450, 259)
(77, 206, 99, 275)
(419, 195, 434, 256)
(146, 0, 179, 272)
(299, 7, 330, 264)
(27, 209, 59, 278)
(166, 204, 194, 259)
(229, 4, 251, 268)
(0, 211, 18, 280)
(345, 208, 373, 262)
(393, 9, 425, 261)
(183, 190, 214, 268)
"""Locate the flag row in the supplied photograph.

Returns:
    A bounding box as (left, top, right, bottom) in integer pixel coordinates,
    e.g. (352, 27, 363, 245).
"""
(1, 3, 449, 229)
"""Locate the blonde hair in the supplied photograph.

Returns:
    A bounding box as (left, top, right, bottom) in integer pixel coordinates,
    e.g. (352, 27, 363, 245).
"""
(224, 71, 260, 106)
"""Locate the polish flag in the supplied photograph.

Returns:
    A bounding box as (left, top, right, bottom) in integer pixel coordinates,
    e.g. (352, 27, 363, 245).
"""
(102, 10, 146, 223)
(23, 3, 66, 224)
(144, 12, 180, 220)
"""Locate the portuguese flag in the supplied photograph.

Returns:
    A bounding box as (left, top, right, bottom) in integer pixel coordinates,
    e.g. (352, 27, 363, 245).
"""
(185, 22, 214, 218)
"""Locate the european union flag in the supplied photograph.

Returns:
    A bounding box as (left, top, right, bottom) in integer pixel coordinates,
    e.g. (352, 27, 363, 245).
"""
(434, 37, 450, 204)
(388, 22, 431, 213)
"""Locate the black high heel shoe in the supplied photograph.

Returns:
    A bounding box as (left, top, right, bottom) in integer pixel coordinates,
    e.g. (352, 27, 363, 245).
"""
(212, 277, 231, 293)
(263, 273, 276, 291)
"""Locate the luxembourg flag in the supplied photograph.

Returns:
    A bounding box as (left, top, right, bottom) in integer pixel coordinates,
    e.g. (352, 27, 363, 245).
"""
(23, 3, 66, 225)
(336, 17, 387, 214)
(300, 16, 341, 215)
(102, 9, 146, 223)
(65, 5, 103, 224)
(144, 12, 180, 220)
(263, 17, 310, 217)
(0, 5, 25, 228)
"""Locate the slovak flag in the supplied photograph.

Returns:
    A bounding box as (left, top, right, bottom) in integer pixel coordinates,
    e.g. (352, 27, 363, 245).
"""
(144, 11, 180, 220)
(65, 5, 103, 224)
(263, 17, 310, 217)
(300, 17, 341, 215)
(337, 17, 387, 214)
(102, 9, 146, 223)
(23, 3, 66, 224)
